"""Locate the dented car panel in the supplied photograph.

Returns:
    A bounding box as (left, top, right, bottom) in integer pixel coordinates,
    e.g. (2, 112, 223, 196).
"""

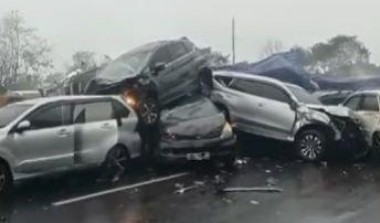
(341, 90, 380, 148)
(158, 96, 236, 162)
(209, 70, 366, 158)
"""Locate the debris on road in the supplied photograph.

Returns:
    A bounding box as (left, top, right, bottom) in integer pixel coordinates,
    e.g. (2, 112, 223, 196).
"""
(265, 170, 271, 173)
(266, 177, 278, 186)
(250, 200, 260, 205)
(220, 186, 283, 193)
(174, 181, 206, 194)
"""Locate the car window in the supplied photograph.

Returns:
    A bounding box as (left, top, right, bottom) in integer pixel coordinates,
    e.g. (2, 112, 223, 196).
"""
(0, 104, 32, 128)
(215, 76, 235, 87)
(359, 95, 379, 111)
(112, 100, 130, 118)
(150, 46, 172, 66)
(168, 42, 187, 60)
(231, 79, 290, 103)
(344, 96, 361, 111)
(28, 104, 68, 129)
(73, 101, 114, 123)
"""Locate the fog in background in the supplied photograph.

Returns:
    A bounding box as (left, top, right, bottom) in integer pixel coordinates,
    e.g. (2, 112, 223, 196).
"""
(1, 0, 379, 70)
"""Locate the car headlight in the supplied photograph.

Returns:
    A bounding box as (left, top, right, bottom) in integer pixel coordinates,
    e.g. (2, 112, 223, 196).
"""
(161, 128, 176, 141)
(121, 90, 138, 108)
(221, 122, 233, 139)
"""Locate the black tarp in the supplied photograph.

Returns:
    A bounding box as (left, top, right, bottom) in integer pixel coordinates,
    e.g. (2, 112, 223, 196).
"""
(216, 50, 318, 91)
(313, 74, 380, 91)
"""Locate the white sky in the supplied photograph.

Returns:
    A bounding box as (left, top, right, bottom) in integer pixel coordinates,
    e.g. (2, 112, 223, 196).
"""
(1, 0, 380, 71)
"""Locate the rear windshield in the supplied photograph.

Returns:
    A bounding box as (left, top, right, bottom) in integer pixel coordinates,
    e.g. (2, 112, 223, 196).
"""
(0, 104, 32, 128)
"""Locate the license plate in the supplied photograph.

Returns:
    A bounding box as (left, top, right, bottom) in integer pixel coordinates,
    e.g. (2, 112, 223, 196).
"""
(186, 152, 211, 160)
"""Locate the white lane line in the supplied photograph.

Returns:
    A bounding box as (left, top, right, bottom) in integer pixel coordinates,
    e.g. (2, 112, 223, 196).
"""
(52, 172, 189, 207)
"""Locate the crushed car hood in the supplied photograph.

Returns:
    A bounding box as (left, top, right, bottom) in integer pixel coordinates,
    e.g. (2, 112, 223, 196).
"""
(161, 96, 226, 138)
(306, 104, 354, 118)
(96, 63, 139, 85)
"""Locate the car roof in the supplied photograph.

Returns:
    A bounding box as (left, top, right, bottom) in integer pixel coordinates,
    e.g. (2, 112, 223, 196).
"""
(13, 95, 119, 106)
(213, 70, 288, 88)
(354, 90, 380, 95)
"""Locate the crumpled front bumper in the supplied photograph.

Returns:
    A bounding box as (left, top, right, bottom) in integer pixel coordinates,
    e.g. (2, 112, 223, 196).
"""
(158, 135, 236, 162)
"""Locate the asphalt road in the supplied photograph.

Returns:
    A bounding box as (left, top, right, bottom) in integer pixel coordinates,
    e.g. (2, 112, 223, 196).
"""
(1, 134, 380, 223)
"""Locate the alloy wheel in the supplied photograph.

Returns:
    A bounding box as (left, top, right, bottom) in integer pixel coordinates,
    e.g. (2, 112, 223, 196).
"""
(140, 100, 159, 125)
(107, 147, 129, 171)
(299, 133, 323, 160)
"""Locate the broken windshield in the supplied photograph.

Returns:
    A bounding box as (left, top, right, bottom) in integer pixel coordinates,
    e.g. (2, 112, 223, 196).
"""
(287, 85, 321, 105)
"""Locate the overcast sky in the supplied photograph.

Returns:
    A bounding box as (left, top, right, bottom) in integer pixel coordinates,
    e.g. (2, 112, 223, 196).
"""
(1, 0, 380, 70)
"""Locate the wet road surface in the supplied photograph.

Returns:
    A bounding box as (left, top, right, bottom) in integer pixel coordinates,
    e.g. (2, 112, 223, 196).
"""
(1, 134, 380, 223)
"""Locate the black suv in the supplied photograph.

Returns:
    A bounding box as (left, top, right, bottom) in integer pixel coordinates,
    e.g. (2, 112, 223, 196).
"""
(92, 38, 211, 125)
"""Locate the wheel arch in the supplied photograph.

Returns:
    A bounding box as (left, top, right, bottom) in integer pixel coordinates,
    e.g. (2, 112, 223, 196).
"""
(295, 123, 334, 141)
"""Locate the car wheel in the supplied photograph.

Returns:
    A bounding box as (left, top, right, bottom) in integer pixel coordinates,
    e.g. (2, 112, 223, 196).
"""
(139, 96, 160, 126)
(0, 162, 12, 198)
(295, 129, 327, 161)
(105, 145, 130, 174)
(372, 132, 380, 159)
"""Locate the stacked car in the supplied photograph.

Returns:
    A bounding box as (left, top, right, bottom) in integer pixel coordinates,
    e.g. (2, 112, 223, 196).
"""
(0, 38, 375, 197)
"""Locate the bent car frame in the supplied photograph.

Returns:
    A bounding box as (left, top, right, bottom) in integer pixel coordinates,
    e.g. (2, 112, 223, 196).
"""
(207, 70, 366, 161)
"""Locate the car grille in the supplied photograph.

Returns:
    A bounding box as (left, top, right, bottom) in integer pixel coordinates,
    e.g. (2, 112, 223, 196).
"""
(174, 125, 224, 140)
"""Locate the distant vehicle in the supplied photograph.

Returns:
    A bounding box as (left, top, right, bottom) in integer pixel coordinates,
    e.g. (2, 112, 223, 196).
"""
(158, 96, 236, 165)
(0, 96, 141, 197)
(0, 90, 42, 107)
(341, 90, 380, 155)
(313, 90, 353, 105)
(94, 38, 211, 126)
(207, 71, 365, 161)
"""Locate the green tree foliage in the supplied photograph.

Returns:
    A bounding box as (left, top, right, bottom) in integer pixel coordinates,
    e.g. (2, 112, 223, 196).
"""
(305, 35, 376, 75)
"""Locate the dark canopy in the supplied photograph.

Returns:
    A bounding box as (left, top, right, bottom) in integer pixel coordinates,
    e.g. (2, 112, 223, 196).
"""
(217, 50, 318, 91)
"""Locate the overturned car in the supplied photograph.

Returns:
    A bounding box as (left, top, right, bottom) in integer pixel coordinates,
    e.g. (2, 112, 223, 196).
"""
(157, 96, 236, 165)
(206, 70, 366, 161)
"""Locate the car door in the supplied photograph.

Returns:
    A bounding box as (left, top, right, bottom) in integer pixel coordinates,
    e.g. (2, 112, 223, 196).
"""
(227, 78, 296, 140)
(73, 100, 118, 165)
(10, 102, 74, 173)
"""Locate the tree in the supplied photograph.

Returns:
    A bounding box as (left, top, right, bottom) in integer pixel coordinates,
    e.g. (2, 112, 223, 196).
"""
(259, 40, 284, 59)
(0, 11, 52, 89)
(305, 35, 371, 74)
(68, 51, 111, 73)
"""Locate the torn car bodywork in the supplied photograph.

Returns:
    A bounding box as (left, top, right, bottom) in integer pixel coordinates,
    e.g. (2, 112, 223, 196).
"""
(158, 96, 236, 162)
(209, 70, 367, 157)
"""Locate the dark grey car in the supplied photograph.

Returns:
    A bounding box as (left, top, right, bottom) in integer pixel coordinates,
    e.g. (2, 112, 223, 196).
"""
(157, 96, 236, 164)
(94, 38, 211, 125)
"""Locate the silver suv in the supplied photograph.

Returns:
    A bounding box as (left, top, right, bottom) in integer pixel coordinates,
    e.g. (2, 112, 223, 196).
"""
(0, 96, 141, 196)
(209, 71, 364, 161)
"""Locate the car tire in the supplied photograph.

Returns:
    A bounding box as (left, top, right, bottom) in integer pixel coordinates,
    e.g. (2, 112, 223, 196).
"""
(295, 129, 327, 162)
(0, 161, 12, 198)
(371, 132, 380, 160)
(104, 145, 130, 175)
(138, 96, 160, 126)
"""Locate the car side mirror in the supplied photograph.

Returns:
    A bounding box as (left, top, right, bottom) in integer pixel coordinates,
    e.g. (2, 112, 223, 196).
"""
(16, 120, 31, 133)
(152, 62, 166, 75)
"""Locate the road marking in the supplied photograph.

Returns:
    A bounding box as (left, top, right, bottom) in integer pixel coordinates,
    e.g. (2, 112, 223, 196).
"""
(52, 172, 189, 207)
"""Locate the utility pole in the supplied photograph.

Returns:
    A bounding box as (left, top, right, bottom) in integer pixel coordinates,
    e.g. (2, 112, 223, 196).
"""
(232, 17, 236, 65)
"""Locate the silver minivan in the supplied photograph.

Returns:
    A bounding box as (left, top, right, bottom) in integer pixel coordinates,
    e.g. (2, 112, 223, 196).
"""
(0, 96, 141, 196)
